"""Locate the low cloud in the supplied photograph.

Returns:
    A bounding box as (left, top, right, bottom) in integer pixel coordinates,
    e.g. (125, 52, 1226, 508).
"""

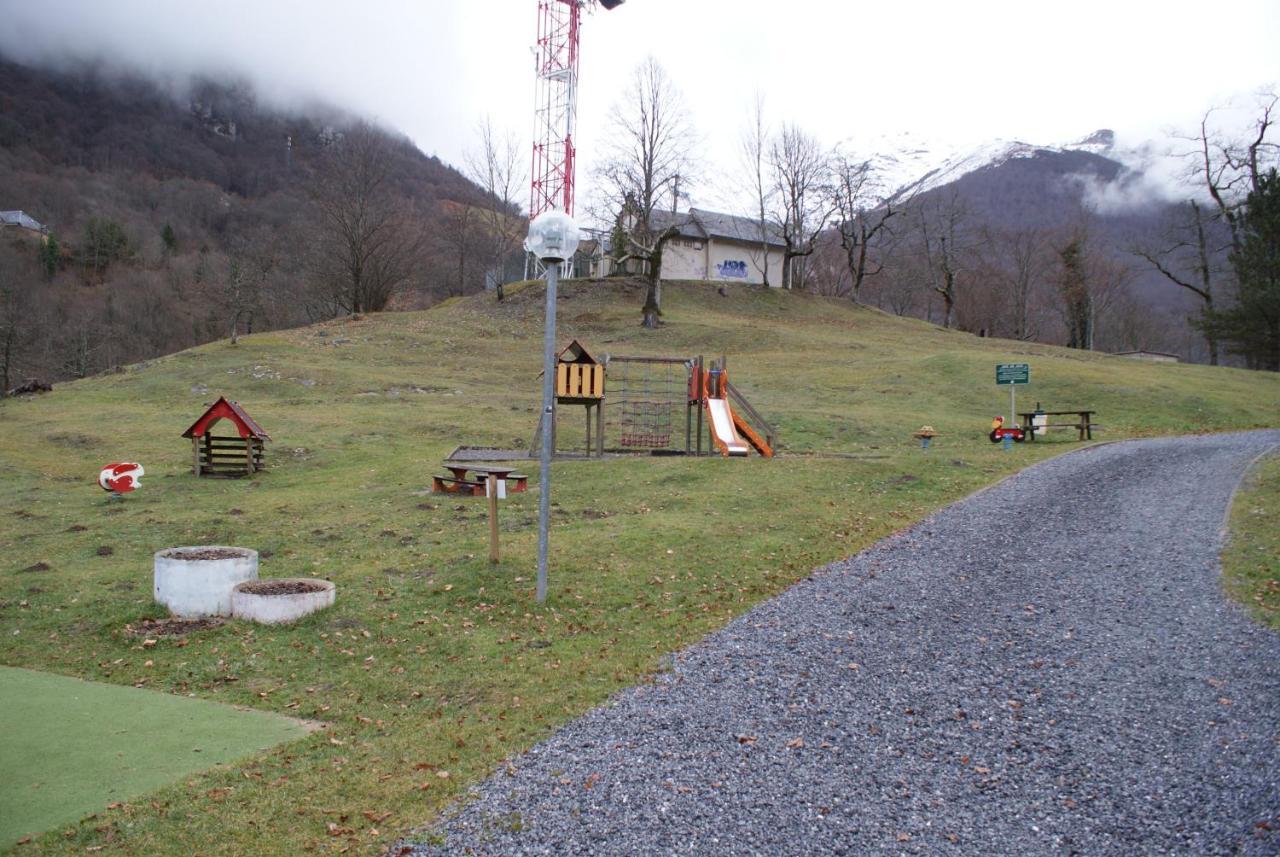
(1071, 131, 1199, 214)
(0, 1, 476, 161)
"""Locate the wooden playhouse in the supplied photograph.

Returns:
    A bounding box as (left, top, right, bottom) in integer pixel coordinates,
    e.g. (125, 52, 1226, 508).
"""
(555, 339, 605, 456)
(182, 397, 270, 477)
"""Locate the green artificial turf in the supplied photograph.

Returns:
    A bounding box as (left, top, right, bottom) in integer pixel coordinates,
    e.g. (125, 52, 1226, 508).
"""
(0, 666, 312, 846)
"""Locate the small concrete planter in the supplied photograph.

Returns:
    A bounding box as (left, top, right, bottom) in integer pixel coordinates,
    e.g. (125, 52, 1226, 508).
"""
(154, 546, 258, 618)
(231, 578, 335, 625)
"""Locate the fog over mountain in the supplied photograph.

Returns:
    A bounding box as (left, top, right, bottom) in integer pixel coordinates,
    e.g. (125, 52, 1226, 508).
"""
(2, 0, 1276, 208)
(0, 2, 477, 162)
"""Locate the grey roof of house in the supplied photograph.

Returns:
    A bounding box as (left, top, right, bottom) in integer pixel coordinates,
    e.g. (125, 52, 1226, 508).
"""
(648, 208, 784, 247)
(0, 210, 45, 232)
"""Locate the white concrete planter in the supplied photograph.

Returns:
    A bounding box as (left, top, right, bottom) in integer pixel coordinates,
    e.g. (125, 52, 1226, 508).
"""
(231, 578, 335, 625)
(154, 546, 258, 618)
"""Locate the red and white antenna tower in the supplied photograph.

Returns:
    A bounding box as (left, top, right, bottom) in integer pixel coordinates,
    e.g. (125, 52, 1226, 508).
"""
(529, 0, 622, 222)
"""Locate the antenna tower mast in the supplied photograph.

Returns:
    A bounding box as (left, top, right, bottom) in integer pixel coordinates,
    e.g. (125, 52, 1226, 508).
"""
(530, 0, 622, 222)
(530, 1, 581, 220)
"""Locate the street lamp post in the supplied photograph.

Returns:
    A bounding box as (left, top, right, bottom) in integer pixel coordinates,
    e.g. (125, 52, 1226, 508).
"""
(525, 209, 580, 604)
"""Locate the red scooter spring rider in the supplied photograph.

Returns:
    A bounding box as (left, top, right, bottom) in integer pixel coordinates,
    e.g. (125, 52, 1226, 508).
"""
(989, 415, 1026, 444)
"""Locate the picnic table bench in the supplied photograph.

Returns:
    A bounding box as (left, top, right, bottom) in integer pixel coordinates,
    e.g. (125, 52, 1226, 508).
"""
(1020, 410, 1097, 441)
(432, 463, 529, 496)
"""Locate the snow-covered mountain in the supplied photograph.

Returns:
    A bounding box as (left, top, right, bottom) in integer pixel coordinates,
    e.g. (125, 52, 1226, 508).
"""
(839, 126, 1198, 212)
(845, 128, 1142, 203)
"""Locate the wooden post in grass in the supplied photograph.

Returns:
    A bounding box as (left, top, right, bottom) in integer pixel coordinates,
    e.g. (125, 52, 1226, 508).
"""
(694, 355, 704, 456)
(487, 474, 500, 564)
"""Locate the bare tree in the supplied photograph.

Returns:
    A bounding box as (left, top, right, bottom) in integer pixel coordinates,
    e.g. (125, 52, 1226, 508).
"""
(215, 234, 276, 344)
(805, 232, 851, 297)
(830, 153, 898, 304)
(429, 201, 489, 299)
(1192, 91, 1278, 253)
(769, 123, 834, 290)
(308, 124, 421, 315)
(466, 117, 526, 300)
(55, 307, 103, 379)
(981, 225, 1053, 341)
(740, 92, 776, 286)
(0, 245, 35, 396)
(1131, 200, 1231, 364)
(914, 189, 973, 329)
(595, 58, 697, 327)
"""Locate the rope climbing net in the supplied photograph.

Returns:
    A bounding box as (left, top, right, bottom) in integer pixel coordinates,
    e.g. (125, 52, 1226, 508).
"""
(605, 356, 691, 451)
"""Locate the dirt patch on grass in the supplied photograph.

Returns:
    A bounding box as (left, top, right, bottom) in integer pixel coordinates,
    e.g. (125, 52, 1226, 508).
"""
(125, 617, 226, 637)
(46, 432, 100, 448)
(17, 561, 51, 574)
(238, 579, 328, 596)
(159, 547, 250, 561)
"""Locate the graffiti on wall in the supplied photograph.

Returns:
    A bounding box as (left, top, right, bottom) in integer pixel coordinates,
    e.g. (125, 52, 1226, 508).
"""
(716, 259, 748, 279)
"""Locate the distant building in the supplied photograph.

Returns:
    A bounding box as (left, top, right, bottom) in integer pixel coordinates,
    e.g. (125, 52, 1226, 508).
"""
(1112, 350, 1181, 363)
(1, 210, 48, 237)
(588, 207, 786, 286)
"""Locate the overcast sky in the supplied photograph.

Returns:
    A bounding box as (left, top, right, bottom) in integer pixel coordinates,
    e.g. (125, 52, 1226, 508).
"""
(2, 0, 1277, 213)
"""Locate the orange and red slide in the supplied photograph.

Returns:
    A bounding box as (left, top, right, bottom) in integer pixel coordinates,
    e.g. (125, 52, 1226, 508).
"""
(697, 365, 775, 458)
(704, 392, 774, 458)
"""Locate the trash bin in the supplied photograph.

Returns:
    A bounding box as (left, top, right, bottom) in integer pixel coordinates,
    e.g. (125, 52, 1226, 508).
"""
(1032, 403, 1048, 437)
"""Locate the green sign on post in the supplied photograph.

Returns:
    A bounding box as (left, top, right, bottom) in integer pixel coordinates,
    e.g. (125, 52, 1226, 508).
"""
(995, 363, 1030, 426)
(996, 363, 1030, 385)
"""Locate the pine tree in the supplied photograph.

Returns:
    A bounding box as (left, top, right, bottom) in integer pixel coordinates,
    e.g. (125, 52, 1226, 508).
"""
(38, 235, 61, 280)
(1200, 169, 1280, 370)
(1057, 238, 1092, 350)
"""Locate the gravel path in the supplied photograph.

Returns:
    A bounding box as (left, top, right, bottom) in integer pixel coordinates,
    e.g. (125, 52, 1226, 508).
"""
(402, 432, 1280, 856)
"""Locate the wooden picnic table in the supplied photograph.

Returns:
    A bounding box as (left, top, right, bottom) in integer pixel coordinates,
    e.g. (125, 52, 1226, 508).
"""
(1020, 410, 1097, 441)
(433, 463, 529, 495)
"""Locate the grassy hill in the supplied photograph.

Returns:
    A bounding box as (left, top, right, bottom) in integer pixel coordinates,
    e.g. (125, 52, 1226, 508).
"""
(1, 279, 1276, 855)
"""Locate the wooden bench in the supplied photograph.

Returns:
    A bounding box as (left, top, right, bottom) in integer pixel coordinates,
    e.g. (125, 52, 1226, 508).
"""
(1020, 410, 1097, 442)
(431, 475, 486, 496)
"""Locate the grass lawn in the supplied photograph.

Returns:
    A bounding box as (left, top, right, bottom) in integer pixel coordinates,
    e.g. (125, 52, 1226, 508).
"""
(1, 279, 1277, 855)
(0, 667, 314, 846)
(1222, 451, 1280, 631)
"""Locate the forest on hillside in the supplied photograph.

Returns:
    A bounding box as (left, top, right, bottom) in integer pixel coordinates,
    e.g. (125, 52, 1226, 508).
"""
(0, 58, 521, 392)
(1, 56, 1275, 394)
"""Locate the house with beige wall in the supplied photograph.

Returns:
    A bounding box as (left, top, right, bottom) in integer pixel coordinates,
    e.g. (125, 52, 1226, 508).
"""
(587, 208, 786, 286)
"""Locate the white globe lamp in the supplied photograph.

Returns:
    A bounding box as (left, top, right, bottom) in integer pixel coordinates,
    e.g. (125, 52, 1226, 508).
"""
(525, 209, 580, 263)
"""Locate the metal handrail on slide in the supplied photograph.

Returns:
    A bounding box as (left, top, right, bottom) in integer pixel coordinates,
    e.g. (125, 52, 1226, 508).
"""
(725, 381, 777, 451)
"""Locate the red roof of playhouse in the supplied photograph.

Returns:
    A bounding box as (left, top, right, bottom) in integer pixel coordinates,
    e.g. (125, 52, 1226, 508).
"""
(182, 397, 271, 440)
